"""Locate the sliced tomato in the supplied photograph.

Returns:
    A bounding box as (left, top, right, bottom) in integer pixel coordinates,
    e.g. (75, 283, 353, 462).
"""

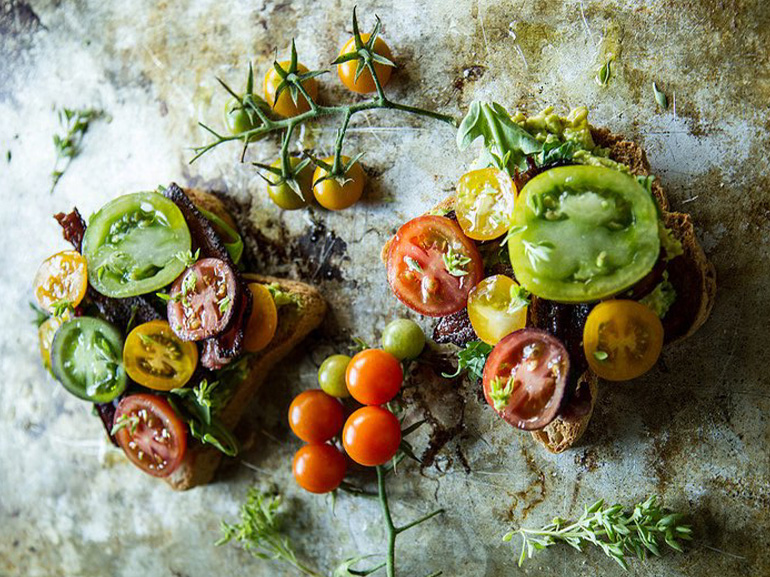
(243, 283, 278, 352)
(123, 320, 198, 390)
(482, 328, 569, 430)
(34, 250, 88, 312)
(113, 394, 187, 477)
(167, 258, 239, 341)
(387, 215, 483, 317)
(467, 275, 528, 345)
(455, 168, 517, 241)
(583, 300, 664, 381)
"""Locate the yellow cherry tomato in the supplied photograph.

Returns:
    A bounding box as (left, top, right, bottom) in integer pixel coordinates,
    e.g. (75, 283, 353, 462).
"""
(38, 312, 70, 370)
(467, 275, 528, 345)
(243, 283, 278, 352)
(337, 34, 394, 94)
(312, 157, 366, 211)
(34, 250, 88, 313)
(583, 300, 664, 381)
(263, 61, 318, 118)
(455, 168, 517, 241)
(123, 320, 198, 391)
(266, 157, 314, 210)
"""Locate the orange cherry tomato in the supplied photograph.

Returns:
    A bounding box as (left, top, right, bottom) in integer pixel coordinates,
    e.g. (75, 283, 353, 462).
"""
(243, 283, 278, 352)
(342, 406, 401, 467)
(337, 34, 394, 94)
(292, 444, 347, 494)
(34, 250, 88, 313)
(288, 389, 344, 444)
(263, 61, 319, 118)
(345, 349, 403, 405)
(312, 157, 366, 211)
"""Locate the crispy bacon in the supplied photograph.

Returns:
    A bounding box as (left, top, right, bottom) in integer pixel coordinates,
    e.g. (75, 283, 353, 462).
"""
(54, 209, 86, 252)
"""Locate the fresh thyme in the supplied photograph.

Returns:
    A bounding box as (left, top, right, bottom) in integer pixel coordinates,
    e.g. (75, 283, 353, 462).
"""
(50, 107, 104, 193)
(175, 248, 200, 268)
(441, 246, 472, 277)
(505, 495, 692, 569)
(442, 340, 493, 380)
(111, 413, 140, 436)
(488, 376, 515, 411)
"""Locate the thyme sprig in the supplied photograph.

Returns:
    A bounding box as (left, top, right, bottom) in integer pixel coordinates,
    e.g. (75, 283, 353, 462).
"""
(50, 107, 104, 193)
(505, 495, 692, 569)
(191, 8, 456, 197)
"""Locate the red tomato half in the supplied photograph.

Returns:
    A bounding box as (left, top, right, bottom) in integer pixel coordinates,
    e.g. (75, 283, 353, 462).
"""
(482, 328, 570, 431)
(113, 394, 188, 477)
(387, 216, 483, 317)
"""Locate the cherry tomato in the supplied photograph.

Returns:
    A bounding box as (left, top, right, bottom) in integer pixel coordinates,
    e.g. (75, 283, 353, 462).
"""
(312, 157, 366, 211)
(337, 34, 394, 94)
(482, 328, 569, 430)
(583, 300, 664, 381)
(123, 320, 198, 391)
(34, 250, 88, 313)
(263, 61, 319, 118)
(266, 157, 314, 210)
(318, 354, 352, 398)
(167, 258, 239, 342)
(243, 283, 278, 352)
(288, 389, 344, 444)
(38, 312, 70, 370)
(467, 275, 528, 345)
(113, 393, 187, 478)
(455, 168, 517, 241)
(292, 444, 347, 494)
(224, 98, 266, 141)
(381, 318, 425, 360)
(345, 349, 403, 405)
(387, 215, 483, 317)
(342, 406, 401, 467)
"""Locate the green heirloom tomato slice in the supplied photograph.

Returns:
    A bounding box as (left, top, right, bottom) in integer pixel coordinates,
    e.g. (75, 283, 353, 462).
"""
(508, 166, 660, 303)
(51, 317, 127, 403)
(83, 192, 192, 298)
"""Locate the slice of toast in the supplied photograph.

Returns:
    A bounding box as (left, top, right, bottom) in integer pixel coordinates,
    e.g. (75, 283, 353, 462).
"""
(162, 191, 327, 490)
(381, 128, 716, 454)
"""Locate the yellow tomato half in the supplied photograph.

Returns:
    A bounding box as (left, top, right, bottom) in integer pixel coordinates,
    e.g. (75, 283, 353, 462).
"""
(467, 275, 528, 345)
(123, 320, 199, 390)
(455, 168, 517, 241)
(34, 251, 88, 313)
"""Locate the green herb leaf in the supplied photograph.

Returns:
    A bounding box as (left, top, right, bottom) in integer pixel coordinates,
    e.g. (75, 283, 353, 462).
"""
(595, 55, 614, 87)
(50, 300, 74, 318)
(111, 413, 140, 436)
(442, 246, 472, 277)
(653, 82, 669, 110)
(442, 340, 493, 380)
(405, 256, 423, 273)
(266, 283, 300, 307)
(175, 248, 200, 268)
(488, 375, 515, 411)
(507, 285, 531, 314)
(593, 350, 609, 361)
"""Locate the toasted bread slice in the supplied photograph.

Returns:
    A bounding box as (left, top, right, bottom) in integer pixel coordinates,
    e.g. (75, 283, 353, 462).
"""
(162, 191, 327, 490)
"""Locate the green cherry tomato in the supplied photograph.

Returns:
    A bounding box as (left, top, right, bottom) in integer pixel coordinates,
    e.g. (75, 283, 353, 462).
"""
(82, 192, 192, 298)
(266, 157, 314, 210)
(224, 98, 265, 141)
(507, 166, 660, 303)
(318, 354, 352, 398)
(381, 318, 426, 360)
(50, 317, 127, 403)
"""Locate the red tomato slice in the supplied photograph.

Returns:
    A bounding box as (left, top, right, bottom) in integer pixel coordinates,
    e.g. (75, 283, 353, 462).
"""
(482, 328, 570, 431)
(387, 215, 483, 317)
(113, 394, 187, 477)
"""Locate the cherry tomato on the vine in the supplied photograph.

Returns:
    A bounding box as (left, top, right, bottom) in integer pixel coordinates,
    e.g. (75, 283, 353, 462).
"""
(263, 61, 318, 118)
(345, 349, 403, 406)
(312, 157, 366, 211)
(288, 389, 344, 444)
(266, 157, 314, 210)
(337, 34, 394, 94)
(342, 406, 401, 467)
(292, 444, 347, 494)
(318, 354, 352, 398)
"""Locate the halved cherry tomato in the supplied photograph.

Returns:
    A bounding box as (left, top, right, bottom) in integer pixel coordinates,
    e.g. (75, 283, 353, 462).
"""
(455, 168, 517, 241)
(38, 312, 70, 370)
(583, 300, 664, 381)
(312, 157, 366, 211)
(167, 258, 239, 342)
(263, 61, 319, 118)
(467, 275, 528, 345)
(345, 349, 402, 405)
(342, 406, 401, 467)
(288, 390, 344, 444)
(34, 250, 88, 312)
(482, 328, 569, 430)
(387, 215, 483, 317)
(243, 283, 278, 352)
(113, 393, 187, 478)
(123, 320, 198, 390)
(337, 34, 394, 94)
(292, 444, 347, 494)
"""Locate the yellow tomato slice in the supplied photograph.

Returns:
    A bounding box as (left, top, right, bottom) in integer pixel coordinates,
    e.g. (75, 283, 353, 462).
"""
(244, 283, 278, 352)
(455, 168, 517, 241)
(34, 251, 88, 313)
(38, 313, 70, 370)
(123, 320, 198, 390)
(583, 300, 664, 381)
(467, 275, 529, 345)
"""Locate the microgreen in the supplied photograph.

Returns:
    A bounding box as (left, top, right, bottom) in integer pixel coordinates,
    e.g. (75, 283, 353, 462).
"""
(111, 413, 140, 436)
(523, 239, 554, 266)
(181, 271, 197, 296)
(218, 296, 231, 315)
(169, 379, 239, 457)
(442, 246, 472, 277)
(50, 300, 74, 318)
(405, 256, 423, 274)
(175, 248, 200, 268)
(442, 340, 493, 380)
(508, 285, 531, 313)
(488, 376, 515, 411)
(50, 107, 105, 193)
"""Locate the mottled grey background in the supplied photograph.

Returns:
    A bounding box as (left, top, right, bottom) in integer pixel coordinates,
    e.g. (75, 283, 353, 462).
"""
(1, 1, 768, 576)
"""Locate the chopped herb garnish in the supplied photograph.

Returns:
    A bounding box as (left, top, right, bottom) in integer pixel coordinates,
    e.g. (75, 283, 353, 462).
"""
(175, 248, 201, 268)
(182, 271, 197, 296)
(218, 296, 232, 314)
(488, 375, 515, 411)
(593, 350, 609, 361)
(442, 340, 493, 380)
(111, 413, 140, 436)
(405, 256, 423, 274)
(442, 246, 472, 277)
(508, 285, 531, 313)
(50, 300, 74, 317)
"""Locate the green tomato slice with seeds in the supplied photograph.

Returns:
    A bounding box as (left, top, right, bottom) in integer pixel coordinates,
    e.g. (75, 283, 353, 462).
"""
(507, 166, 660, 303)
(83, 192, 192, 298)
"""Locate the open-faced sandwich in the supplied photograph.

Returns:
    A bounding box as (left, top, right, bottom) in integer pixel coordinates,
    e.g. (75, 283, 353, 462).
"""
(383, 103, 716, 453)
(33, 184, 325, 489)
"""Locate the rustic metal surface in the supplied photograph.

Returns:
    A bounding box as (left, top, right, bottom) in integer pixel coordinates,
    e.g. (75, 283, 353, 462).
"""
(1, 0, 769, 576)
